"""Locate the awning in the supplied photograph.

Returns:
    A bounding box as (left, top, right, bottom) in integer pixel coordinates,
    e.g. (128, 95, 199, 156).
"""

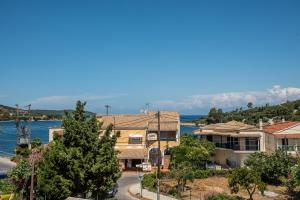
(117, 149, 148, 159)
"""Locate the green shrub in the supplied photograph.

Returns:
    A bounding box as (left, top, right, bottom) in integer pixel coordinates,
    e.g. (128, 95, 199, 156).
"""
(208, 193, 237, 200)
(193, 169, 231, 179)
(245, 150, 295, 184)
(142, 173, 156, 191)
(194, 169, 212, 179)
(0, 179, 14, 194)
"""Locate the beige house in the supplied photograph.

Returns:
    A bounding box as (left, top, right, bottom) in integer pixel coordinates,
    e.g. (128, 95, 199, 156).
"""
(194, 121, 265, 167)
(264, 121, 300, 155)
(97, 111, 180, 170)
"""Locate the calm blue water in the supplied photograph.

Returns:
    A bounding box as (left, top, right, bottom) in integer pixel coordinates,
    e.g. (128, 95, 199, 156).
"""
(0, 116, 200, 156)
(0, 120, 62, 157)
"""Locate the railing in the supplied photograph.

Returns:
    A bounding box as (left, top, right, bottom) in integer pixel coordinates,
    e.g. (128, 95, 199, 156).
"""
(214, 142, 259, 151)
(277, 145, 300, 152)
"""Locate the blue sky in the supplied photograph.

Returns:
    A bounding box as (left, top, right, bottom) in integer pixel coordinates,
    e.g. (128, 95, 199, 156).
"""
(0, 0, 300, 114)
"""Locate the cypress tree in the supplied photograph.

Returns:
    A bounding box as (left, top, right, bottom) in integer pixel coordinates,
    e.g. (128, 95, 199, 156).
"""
(37, 101, 121, 199)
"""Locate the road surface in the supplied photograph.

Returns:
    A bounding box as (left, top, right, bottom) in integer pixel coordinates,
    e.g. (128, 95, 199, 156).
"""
(0, 157, 16, 173)
(115, 171, 140, 200)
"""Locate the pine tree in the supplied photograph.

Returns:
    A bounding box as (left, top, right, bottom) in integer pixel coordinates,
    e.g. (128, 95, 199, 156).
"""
(36, 101, 121, 199)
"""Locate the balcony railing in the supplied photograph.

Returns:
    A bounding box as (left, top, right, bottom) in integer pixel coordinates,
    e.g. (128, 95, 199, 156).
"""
(277, 145, 300, 152)
(214, 142, 259, 151)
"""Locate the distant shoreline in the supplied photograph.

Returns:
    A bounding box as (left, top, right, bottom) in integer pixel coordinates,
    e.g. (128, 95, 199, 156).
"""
(0, 119, 62, 122)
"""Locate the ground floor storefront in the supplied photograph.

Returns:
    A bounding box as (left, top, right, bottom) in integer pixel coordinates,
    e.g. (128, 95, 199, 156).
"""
(117, 148, 172, 171)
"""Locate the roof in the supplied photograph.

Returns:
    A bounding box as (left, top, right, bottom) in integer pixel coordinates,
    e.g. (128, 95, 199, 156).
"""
(97, 111, 179, 130)
(148, 121, 178, 131)
(117, 149, 148, 159)
(200, 121, 258, 132)
(263, 121, 300, 134)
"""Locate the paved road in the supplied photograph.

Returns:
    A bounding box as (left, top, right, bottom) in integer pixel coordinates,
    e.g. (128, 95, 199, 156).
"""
(0, 157, 16, 173)
(115, 171, 140, 200)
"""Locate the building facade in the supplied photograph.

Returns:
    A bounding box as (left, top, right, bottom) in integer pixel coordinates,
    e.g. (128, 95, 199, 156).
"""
(194, 121, 265, 167)
(264, 121, 300, 155)
(97, 111, 180, 170)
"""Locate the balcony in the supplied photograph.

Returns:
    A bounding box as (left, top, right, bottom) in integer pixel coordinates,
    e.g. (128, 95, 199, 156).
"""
(214, 142, 259, 151)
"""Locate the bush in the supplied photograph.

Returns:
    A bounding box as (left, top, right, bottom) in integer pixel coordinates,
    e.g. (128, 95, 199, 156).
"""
(194, 169, 212, 179)
(207, 193, 237, 200)
(142, 173, 156, 191)
(245, 150, 295, 184)
(0, 179, 14, 194)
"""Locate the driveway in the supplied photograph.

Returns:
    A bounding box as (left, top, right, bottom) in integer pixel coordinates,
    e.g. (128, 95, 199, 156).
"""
(0, 157, 16, 174)
(115, 171, 140, 200)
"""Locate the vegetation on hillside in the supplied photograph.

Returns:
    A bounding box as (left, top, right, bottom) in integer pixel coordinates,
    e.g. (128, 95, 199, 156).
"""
(0, 104, 94, 121)
(199, 99, 300, 125)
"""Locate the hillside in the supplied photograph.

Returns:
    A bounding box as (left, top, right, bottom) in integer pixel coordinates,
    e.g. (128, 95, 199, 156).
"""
(199, 99, 300, 125)
(0, 104, 95, 121)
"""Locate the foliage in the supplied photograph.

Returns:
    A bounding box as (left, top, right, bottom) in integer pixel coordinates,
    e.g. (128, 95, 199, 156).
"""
(36, 101, 121, 200)
(0, 179, 14, 194)
(199, 99, 300, 125)
(229, 168, 266, 200)
(171, 135, 215, 169)
(31, 138, 42, 149)
(280, 160, 300, 195)
(15, 145, 30, 158)
(169, 162, 195, 197)
(208, 193, 237, 200)
(8, 159, 31, 197)
(245, 150, 295, 184)
(142, 173, 156, 191)
(207, 108, 224, 124)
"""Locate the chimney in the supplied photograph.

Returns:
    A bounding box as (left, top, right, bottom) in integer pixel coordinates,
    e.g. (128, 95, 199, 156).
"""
(259, 119, 263, 130)
(282, 118, 285, 123)
(268, 118, 274, 125)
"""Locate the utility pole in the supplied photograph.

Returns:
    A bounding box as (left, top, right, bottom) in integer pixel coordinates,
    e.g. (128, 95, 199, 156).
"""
(145, 103, 150, 113)
(29, 150, 41, 200)
(156, 111, 161, 200)
(105, 105, 111, 116)
(25, 104, 32, 150)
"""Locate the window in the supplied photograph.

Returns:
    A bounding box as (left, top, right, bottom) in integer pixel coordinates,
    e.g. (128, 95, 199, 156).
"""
(128, 137, 142, 144)
(245, 137, 259, 151)
(160, 131, 176, 141)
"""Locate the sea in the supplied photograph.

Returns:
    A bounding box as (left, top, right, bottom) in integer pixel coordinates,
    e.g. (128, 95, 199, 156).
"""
(0, 115, 201, 157)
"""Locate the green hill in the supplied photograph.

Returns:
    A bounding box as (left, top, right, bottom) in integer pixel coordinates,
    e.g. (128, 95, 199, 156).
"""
(200, 99, 300, 125)
(0, 104, 95, 121)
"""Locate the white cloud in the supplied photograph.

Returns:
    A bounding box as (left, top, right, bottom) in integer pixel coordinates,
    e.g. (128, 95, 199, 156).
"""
(154, 85, 300, 111)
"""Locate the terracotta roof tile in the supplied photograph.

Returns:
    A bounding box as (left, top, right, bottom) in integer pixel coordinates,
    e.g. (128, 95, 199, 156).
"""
(97, 111, 179, 130)
(263, 121, 300, 134)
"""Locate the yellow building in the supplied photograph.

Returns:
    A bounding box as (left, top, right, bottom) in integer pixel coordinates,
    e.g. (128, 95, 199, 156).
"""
(97, 111, 180, 170)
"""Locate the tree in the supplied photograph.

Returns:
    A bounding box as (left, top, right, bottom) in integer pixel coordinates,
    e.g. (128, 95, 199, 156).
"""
(8, 159, 31, 198)
(171, 135, 215, 169)
(247, 102, 253, 109)
(245, 150, 295, 184)
(229, 168, 266, 200)
(170, 162, 194, 197)
(207, 108, 224, 124)
(36, 101, 121, 199)
(31, 138, 42, 149)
